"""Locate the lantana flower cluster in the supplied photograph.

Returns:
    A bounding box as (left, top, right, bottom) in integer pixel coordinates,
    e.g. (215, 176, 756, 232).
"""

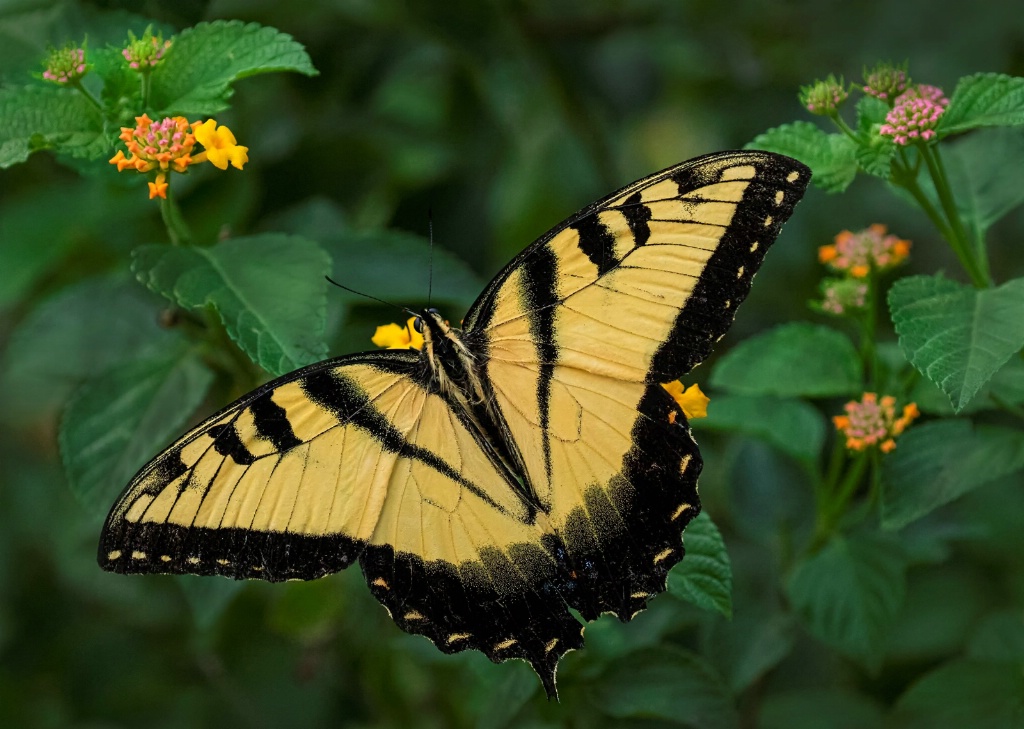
(879, 84, 950, 145)
(801, 63, 949, 148)
(862, 62, 909, 102)
(799, 75, 849, 117)
(42, 44, 88, 85)
(122, 28, 172, 71)
(109, 114, 248, 199)
(819, 224, 910, 279)
(833, 393, 919, 453)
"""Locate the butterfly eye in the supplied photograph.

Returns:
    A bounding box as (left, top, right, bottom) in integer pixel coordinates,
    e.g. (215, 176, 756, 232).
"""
(427, 307, 440, 316)
(413, 317, 425, 334)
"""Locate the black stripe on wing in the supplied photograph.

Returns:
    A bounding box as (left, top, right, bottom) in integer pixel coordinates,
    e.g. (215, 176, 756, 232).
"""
(520, 244, 559, 494)
(647, 155, 810, 382)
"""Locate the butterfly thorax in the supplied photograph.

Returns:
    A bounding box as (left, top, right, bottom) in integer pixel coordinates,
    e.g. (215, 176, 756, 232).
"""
(418, 309, 485, 406)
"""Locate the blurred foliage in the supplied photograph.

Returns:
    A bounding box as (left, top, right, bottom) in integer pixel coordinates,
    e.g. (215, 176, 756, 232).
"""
(3, 1, 1024, 728)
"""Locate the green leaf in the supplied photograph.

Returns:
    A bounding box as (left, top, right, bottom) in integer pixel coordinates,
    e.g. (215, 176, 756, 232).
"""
(854, 96, 895, 179)
(748, 122, 857, 193)
(0, 85, 105, 168)
(474, 665, 537, 729)
(760, 689, 885, 729)
(693, 395, 824, 464)
(882, 420, 1024, 530)
(940, 73, 1024, 135)
(668, 512, 733, 618)
(132, 234, 332, 376)
(590, 647, 739, 729)
(0, 274, 175, 421)
(855, 134, 895, 179)
(151, 21, 317, 116)
(59, 347, 214, 516)
(856, 95, 890, 131)
(786, 533, 907, 664)
(710, 323, 862, 398)
(968, 610, 1024, 663)
(889, 274, 1024, 412)
(319, 229, 485, 312)
(911, 357, 1024, 415)
(176, 576, 244, 630)
(702, 608, 796, 692)
(941, 128, 1024, 246)
(892, 659, 1024, 729)
(0, 182, 85, 307)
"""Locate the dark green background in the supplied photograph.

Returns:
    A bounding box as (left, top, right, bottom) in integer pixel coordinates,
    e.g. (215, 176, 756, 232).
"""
(1, 1, 1022, 727)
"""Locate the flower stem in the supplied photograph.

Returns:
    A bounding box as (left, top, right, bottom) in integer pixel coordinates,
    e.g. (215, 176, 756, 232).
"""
(919, 144, 992, 288)
(861, 271, 878, 391)
(159, 186, 192, 246)
(831, 115, 860, 143)
(71, 79, 104, 113)
(141, 71, 152, 109)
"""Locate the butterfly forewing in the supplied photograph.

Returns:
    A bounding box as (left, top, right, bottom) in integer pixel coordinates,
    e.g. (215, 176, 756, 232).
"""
(464, 151, 810, 620)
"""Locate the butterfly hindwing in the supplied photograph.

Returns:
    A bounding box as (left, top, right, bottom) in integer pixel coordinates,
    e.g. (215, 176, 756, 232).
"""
(464, 151, 810, 619)
(100, 350, 584, 694)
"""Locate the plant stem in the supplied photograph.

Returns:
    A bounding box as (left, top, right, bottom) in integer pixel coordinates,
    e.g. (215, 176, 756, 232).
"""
(919, 144, 992, 287)
(141, 71, 152, 109)
(71, 79, 104, 113)
(159, 186, 192, 245)
(861, 271, 878, 391)
(831, 115, 860, 143)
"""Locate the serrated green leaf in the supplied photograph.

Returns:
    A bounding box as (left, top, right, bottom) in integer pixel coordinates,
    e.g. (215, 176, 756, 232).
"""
(590, 647, 739, 728)
(786, 533, 907, 665)
(911, 352, 1024, 415)
(881, 420, 1024, 530)
(941, 128, 1024, 247)
(319, 229, 485, 312)
(748, 122, 857, 193)
(856, 95, 890, 132)
(151, 21, 317, 116)
(0, 85, 105, 167)
(668, 512, 733, 618)
(968, 611, 1024, 663)
(710, 323, 862, 398)
(59, 347, 214, 516)
(693, 395, 825, 464)
(132, 234, 331, 376)
(892, 659, 1024, 729)
(889, 274, 1024, 412)
(855, 136, 895, 179)
(760, 689, 885, 729)
(940, 73, 1024, 135)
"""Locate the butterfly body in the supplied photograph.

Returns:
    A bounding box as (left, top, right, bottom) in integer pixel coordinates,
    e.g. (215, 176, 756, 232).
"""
(99, 151, 810, 698)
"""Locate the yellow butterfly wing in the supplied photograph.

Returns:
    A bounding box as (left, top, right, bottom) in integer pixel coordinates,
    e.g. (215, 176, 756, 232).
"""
(462, 151, 809, 620)
(100, 351, 585, 694)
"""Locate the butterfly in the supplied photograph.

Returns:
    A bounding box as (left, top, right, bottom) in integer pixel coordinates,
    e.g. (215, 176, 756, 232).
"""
(99, 150, 809, 698)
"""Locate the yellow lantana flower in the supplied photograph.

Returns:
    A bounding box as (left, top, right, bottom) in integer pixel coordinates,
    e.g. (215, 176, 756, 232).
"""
(372, 318, 424, 350)
(192, 119, 249, 170)
(661, 381, 709, 420)
(110, 115, 247, 199)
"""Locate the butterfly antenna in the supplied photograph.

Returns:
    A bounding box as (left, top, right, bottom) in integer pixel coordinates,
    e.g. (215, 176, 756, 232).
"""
(324, 276, 412, 317)
(427, 206, 435, 308)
